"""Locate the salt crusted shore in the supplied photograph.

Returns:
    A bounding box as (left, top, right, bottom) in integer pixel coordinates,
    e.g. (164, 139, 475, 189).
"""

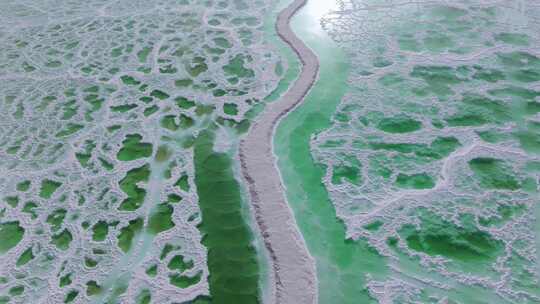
(239, 0, 320, 303)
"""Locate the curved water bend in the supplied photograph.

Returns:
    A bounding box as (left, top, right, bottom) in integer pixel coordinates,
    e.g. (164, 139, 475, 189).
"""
(239, 0, 319, 303)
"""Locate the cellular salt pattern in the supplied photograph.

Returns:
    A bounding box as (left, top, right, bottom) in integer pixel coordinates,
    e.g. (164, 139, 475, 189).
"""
(0, 0, 285, 303)
(311, 0, 540, 302)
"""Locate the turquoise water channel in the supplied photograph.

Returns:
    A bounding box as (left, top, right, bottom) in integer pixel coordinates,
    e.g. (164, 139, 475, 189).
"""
(275, 1, 389, 303)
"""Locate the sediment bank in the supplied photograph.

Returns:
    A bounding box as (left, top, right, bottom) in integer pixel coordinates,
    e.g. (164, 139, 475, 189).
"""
(239, 0, 320, 303)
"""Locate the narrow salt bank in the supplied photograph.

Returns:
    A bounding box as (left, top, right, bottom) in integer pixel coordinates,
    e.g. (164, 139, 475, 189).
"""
(240, 0, 321, 303)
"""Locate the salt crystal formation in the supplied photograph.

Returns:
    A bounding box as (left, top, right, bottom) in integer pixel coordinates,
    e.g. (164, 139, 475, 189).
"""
(0, 0, 282, 303)
(316, 1, 540, 302)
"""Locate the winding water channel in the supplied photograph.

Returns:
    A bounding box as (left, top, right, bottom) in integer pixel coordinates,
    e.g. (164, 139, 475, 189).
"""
(274, 1, 389, 303)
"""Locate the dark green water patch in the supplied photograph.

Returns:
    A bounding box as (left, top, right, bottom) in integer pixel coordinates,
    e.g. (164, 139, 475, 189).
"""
(399, 210, 503, 263)
(5, 196, 19, 208)
(110, 104, 138, 113)
(332, 165, 361, 185)
(476, 130, 509, 143)
(167, 193, 182, 204)
(445, 114, 488, 127)
(16, 181, 31, 192)
(179, 114, 195, 129)
(444, 93, 514, 127)
(369, 136, 460, 160)
(117, 218, 143, 253)
(55, 124, 84, 138)
(428, 137, 461, 158)
(140, 96, 153, 104)
(118, 164, 151, 211)
(511, 69, 540, 83)
(117, 134, 153, 161)
(64, 290, 78, 303)
(461, 94, 512, 122)
(0, 221, 25, 254)
(8, 285, 24, 296)
(148, 203, 175, 235)
(223, 103, 239, 116)
(187, 57, 208, 77)
(468, 158, 521, 190)
(85, 256, 98, 268)
(194, 129, 260, 303)
(144, 105, 159, 117)
(160, 243, 178, 260)
(59, 273, 72, 287)
(169, 271, 202, 289)
(488, 86, 540, 102)
(395, 173, 435, 189)
(136, 289, 152, 304)
(363, 220, 383, 231)
(479, 203, 527, 227)
(497, 52, 540, 68)
(376, 115, 422, 133)
(150, 90, 170, 100)
(120, 75, 141, 86)
(320, 139, 346, 148)
(92, 221, 109, 242)
(176, 96, 196, 109)
(39, 179, 62, 199)
(410, 65, 463, 96)
(525, 101, 540, 115)
(86, 280, 102, 296)
(16, 246, 34, 266)
(51, 228, 73, 251)
(175, 79, 193, 88)
(146, 264, 157, 277)
(494, 33, 530, 46)
(137, 47, 152, 63)
(46, 208, 67, 232)
(168, 254, 194, 272)
(213, 37, 232, 49)
(195, 104, 215, 116)
(223, 54, 254, 79)
(175, 174, 190, 192)
(184, 296, 212, 304)
(161, 115, 180, 131)
(75, 153, 92, 167)
(22, 201, 38, 219)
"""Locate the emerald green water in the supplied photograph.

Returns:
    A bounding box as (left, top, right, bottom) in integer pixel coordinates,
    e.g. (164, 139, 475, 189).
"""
(399, 209, 503, 264)
(0, 221, 25, 254)
(116, 134, 153, 161)
(193, 128, 260, 304)
(274, 1, 388, 303)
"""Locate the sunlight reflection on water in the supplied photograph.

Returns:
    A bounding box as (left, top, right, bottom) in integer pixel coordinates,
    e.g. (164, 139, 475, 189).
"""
(307, 0, 340, 19)
(297, 0, 341, 38)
